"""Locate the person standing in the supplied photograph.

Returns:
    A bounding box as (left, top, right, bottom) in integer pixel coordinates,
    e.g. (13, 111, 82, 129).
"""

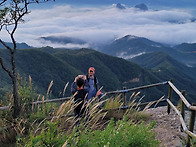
(85, 67, 102, 101)
(72, 77, 87, 126)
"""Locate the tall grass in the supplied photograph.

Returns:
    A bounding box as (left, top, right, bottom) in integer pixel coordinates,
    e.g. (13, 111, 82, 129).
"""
(18, 90, 160, 147)
(1, 78, 161, 146)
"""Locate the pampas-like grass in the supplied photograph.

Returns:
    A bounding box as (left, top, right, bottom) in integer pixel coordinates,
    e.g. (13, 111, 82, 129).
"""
(47, 80, 53, 96)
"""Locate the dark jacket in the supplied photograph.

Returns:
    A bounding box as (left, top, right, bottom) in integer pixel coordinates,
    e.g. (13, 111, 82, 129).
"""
(73, 89, 87, 117)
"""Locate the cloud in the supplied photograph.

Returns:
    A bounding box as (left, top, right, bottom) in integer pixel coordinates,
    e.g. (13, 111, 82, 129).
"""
(1, 4, 196, 47)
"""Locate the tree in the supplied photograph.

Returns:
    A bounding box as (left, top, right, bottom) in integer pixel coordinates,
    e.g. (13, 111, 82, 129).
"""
(0, 0, 54, 118)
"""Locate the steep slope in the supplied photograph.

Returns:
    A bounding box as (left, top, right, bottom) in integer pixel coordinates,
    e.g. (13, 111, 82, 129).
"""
(53, 48, 165, 102)
(131, 51, 196, 102)
(0, 49, 81, 97)
(52, 48, 161, 88)
(1, 48, 192, 103)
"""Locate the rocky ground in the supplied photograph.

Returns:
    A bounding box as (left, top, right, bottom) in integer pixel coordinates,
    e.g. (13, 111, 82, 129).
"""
(145, 106, 189, 147)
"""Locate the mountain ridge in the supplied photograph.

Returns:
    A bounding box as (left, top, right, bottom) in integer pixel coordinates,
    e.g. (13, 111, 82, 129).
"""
(102, 35, 196, 67)
(0, 48, 165, 102)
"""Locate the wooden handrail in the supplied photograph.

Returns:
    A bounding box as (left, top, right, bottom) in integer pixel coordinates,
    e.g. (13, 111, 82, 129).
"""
(32, 97, 71, 104)
(0, 106, 9, 110)
(166, 99, 188, 132)
(186, 130, 196, 140)
(189, 106, 196, 111)
(168, 81, 191, 109)
(105, 81, 168, 95)
(0, 81, 169, 110)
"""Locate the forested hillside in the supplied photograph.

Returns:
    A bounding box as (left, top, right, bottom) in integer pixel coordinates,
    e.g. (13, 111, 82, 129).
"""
(0, 47, 166, 102)
(0, 47, 195, 103)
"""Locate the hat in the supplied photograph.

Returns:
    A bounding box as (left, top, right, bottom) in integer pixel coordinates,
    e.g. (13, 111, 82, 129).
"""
(88, 67, 95, 72)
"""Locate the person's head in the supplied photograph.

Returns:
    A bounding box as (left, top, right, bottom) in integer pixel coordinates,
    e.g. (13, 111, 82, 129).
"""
(88, 67, 95, 77)
(76, 77, 84, 88)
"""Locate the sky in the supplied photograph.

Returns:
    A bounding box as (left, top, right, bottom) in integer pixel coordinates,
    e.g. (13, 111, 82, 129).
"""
(1, 0, 196, 48)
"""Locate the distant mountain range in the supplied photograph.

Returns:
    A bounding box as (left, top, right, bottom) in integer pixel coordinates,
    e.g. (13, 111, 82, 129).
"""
(101, 35, 196, 68)
(0, 42, 32, 49)
(37, 34, 196, 68)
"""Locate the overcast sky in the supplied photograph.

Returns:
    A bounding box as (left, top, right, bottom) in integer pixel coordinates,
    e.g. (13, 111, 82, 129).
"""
(1, 2, 196, 48)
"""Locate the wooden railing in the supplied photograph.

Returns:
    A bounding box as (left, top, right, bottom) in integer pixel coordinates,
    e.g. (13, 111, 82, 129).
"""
(167, 81, 196, 146)
(0, 80, 195, 146)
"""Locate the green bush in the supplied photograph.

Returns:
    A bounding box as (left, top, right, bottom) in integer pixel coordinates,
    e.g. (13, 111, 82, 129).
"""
(65, 117, 159, 147)
(18, 121, 67, 147)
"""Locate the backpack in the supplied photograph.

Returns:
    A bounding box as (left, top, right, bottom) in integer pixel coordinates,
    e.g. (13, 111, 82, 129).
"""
(86, 75, 98, 90)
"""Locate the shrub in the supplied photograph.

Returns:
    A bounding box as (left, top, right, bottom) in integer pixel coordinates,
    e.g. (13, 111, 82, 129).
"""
(64, 116, 159, 147)
(17, 121, 67, 147)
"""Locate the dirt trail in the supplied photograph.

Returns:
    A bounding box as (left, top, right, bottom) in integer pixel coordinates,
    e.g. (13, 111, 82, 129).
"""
(145, 106, 187, 147)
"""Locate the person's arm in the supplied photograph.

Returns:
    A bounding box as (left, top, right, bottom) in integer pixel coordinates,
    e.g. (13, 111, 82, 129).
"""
(71, 81, 77, 94)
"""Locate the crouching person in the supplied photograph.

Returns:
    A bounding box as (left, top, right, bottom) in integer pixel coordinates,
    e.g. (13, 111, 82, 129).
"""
(71, 76, 88, 126)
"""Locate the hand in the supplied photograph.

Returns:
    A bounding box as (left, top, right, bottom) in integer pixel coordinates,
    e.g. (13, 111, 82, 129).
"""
(83, 75, 86, 80)
(74, 76, 78, 82)
(78, 75, 86, 80)
(96, 91, 102, 96)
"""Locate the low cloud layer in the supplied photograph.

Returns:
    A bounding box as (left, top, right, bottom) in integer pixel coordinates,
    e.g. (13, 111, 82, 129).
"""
(1, 4, 196, 48)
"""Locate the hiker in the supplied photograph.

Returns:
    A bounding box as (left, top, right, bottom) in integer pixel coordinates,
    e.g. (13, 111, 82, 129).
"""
(85, 67, 103, 101)
(71, 77, 88, 125)
(71, 74, 88, 94)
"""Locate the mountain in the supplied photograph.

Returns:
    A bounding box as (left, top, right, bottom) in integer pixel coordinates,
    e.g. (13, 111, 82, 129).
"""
(102, 35, 173, 58)
(0, 47, 166, 102)
(0, 42, 32, 49)
(116, 3, 126, 10)
(174, 43, 196, 53)
(134, 3, 148, 11)
(102, 35, 196, 67)
(0, 48, 81, 97)
(173, 43, 196, 67)
(131, 51, 196, 102)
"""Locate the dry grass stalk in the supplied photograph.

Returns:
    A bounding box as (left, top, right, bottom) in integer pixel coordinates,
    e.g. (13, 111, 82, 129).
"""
(63, 82, 69, 97)
(29, 75, 32, 89)
(41, 96, 45, 110)
(135, 95, 145, 109)
(47, 80, 53, 96)
(91, 112, 106, 130)
(34, 118, 47, 135)
(33, 94, 40, 113)
(105, 94, 121, 110)
(124, 93, 142, 116)
(154, 96, 165, 108)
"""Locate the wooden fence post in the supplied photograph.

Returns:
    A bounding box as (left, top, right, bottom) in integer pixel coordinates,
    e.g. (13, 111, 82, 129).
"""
(186, 103, 196, 147)
(123, 87, 126, 108)
(180, 90, 185, 132)
(167, 80, 173, 114)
